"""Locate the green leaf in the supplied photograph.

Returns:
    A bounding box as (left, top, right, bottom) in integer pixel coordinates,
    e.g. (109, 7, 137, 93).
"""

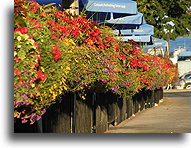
(15, 16, 27, 27)
(44, 3, 56, 8)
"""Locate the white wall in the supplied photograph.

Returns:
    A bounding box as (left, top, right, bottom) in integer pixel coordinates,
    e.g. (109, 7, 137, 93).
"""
(178, 61, 191, 76)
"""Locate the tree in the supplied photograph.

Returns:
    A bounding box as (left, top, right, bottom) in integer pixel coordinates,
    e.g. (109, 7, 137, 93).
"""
(135, 0, 191, 51)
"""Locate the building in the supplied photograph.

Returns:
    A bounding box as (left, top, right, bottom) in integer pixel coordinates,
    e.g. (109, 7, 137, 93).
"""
(178, 51, 191, 76)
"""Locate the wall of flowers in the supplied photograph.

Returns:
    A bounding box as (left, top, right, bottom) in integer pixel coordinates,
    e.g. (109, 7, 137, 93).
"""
(14, 0, 177, 124)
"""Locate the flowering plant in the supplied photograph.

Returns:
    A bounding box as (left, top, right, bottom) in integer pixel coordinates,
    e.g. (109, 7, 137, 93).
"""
(14, 0, 177, 124)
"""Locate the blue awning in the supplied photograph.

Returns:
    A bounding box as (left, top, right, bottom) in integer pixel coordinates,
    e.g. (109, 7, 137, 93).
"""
(111, 24, 154, 36)
(151, 37, 167, 45)
(144, 44, 167, 49)
(105, 13, 143, 24)
(119, 24, 154, 35)
(144, 37, 167, 51)
(117, 35, 151, 42)
(83, 0, 137, 14)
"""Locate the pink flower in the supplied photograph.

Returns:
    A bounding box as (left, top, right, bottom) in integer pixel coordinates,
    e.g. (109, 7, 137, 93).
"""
(22, 119, 28, 124)
(102, 69, 110, 73)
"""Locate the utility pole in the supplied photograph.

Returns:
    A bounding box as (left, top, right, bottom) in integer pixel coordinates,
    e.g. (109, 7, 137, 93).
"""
(166, 33, 170, 57)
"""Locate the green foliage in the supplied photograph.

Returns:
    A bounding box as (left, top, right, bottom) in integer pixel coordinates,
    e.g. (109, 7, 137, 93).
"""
(14, 0, 178, 124)
(135, 0, 191, 40)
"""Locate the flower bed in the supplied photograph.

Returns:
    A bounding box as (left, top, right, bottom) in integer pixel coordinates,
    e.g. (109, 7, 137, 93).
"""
(14, 0, 177, 124)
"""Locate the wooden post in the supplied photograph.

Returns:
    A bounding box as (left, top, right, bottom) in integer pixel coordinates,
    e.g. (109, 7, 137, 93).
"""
(42, 93, 72, 133)
(95, 93, 108, 133)
(107, 92, 117, 126)
(126, 98, 133, 119)
(75, 93, 93, 133)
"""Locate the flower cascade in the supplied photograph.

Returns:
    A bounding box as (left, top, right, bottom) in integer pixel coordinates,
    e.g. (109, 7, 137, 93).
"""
(14, 0, 178, 124)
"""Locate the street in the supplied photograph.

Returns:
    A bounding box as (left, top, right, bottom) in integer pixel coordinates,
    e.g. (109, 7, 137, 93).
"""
(106, 89, 191, 133)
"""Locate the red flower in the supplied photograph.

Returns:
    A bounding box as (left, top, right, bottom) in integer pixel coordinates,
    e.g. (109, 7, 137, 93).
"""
(34, 42, 39, 49)
(115, 44, 119, 49)
(38, 56, 41, 61)
(14, 27, 28, 34)
(14, 69, 20, 76)
(52, 48, 62, 61)
(71, 29, 80, 38)
(36, 71, 46, 81)
(33, 25, 43, 30)
(35, 62, 39, 67)
(53, 55, 62, 61)
(107, 37, 114, 43)
(143, 65, 149, 71)
(15, 57, 20, 63)
(118, 54, 126, 60)
(52, 48, 61, 55)
(20, 27, 28, 34)
(153, 56, 159, 62)
(83, 39, 91, 42)
(124, 70, 129, 74)
(90, 31, 99, 37)
(14, 28, 21, 33)
(29, 3, 39, 12)
(132, 47, 141, 55)
(140, 57, 146, 60)
(38, 50, 42, 54)
(48, 20, 55, 25)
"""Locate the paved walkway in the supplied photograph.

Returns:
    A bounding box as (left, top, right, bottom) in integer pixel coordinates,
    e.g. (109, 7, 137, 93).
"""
(106, 89, 191, 133)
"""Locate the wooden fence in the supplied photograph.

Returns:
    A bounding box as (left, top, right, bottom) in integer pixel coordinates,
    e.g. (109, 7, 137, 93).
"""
(14, 88, 163, 133)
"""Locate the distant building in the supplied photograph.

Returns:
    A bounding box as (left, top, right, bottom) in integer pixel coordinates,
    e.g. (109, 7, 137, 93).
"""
(178, 51, 191, 61)
(178, 51, 191, 77)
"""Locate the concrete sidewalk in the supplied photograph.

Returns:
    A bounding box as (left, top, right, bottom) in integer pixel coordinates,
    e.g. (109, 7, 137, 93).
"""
(105, 89, 191, 133)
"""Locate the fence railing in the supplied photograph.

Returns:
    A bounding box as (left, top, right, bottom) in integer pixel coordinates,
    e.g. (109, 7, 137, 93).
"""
(14, 88, 163, 133)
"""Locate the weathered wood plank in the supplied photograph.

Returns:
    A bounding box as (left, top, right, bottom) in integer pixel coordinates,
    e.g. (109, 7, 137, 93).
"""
(75, 93, 93, 133)
(95, 93, 108, 133)
(106, 92, 117, 125)
(126, 98, 133, 119)
(42, 93, 72, 133)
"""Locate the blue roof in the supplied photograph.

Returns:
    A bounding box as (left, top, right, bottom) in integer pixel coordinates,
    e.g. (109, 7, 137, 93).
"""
(84, 0, 138, 14)
(179, 51, 191, 57)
